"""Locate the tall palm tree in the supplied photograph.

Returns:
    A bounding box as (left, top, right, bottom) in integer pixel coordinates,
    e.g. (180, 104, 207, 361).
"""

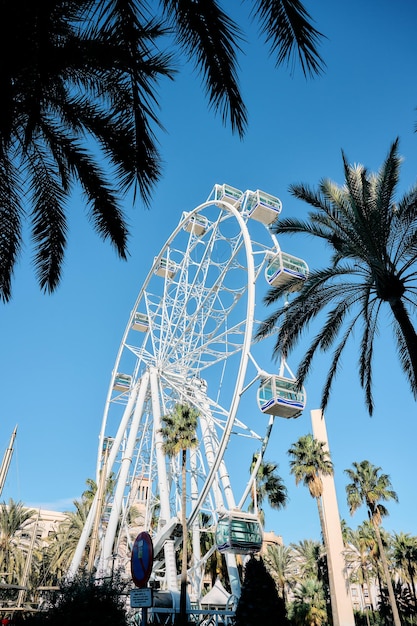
(391, 531, 417, 613)
(160, 403, 199, 626)
(257, 139, 417, 415)
(288, 435, 333, 547)
(248, 453, 288, 524)
(345, 459, 401, 626)
(0, 1, 324, 302)
(288, 434, 334, 623)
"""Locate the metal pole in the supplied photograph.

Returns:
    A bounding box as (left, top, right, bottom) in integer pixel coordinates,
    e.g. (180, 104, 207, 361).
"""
(87, 439, 112, 574)
(0, 425, 17, 497)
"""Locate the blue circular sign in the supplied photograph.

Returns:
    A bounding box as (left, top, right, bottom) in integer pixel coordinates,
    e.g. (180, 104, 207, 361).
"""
(131, 531, 154, 588)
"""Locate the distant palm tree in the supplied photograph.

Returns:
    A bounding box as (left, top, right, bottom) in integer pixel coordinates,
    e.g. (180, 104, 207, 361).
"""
(290, 577, 327, 626)
(264, 543, 294, 603)
(248, 453, 287, 524)
(160, 403, 199, 626)
(257, 139, 417, 415)
(48, 499, 91, 576)
(344, 526, 377, 620)
(345, 460, 401, 626)
(290, 539, 323, 582)
(288, 435, 333, 548)
(391, 531, 417, 613)
(0, 499, 36, 586)
(288, 434, 334, 622)
(198, 513, 227, 587)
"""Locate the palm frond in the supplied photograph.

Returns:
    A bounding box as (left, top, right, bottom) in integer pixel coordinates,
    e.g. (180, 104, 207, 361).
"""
(358, 295, 381, 413)
(375, 138, 401, 214)
(393, 321, 417, 398)
(320, 317, 358, 413)
(162, 0, 247, 137)
(252, 0, 325, 77)
(27, 148, 68, 293)
(0, 161, 24, 302)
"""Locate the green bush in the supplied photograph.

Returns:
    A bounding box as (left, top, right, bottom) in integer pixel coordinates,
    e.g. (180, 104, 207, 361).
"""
(19, 574, 129, 626)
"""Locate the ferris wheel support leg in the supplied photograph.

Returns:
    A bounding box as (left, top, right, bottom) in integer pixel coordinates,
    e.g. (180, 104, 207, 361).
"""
(67, 384, 141, 578)
(198, 411, 224, 510)
(100, 371, 150, 575)
(150, 367, 178, 591)
(67, 498, 97, 578)
(225, 553, 241, 598)
(190, 449, 201, 602)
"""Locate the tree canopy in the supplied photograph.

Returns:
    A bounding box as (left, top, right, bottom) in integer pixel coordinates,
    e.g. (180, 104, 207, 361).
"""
(0, 0, 324, 302)
(258, 140, 417, 414)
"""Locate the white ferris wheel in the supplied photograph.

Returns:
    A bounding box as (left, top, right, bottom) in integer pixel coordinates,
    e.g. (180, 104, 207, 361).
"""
(68, 184, 308, 602)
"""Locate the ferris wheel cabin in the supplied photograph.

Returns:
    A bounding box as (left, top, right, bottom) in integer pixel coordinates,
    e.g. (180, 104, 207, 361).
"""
(154, 257, 177, 279)
(131, 312, 149, 332)
(257, 375, 305, 418)
(265, 252, 308, 291)
(215, 510, 263, 555)
(213, 183, 243, 208)
(182, 211, 208, 236)
(244, 189, 282, 225)
(113, 373, 132, 392)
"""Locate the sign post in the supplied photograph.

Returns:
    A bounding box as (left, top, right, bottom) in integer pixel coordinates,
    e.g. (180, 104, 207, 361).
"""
(130, 532, 154, 626)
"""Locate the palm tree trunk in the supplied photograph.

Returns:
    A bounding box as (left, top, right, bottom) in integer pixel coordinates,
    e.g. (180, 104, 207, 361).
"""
(179, 448, 188, 626)
(406, 557, 417, 612)
(315, 496, 338, 626)
(390, 298, 417, 389)
(360, 582, 371, 626)
(372, 520, 401, 626)
(363, 569, 376, 622)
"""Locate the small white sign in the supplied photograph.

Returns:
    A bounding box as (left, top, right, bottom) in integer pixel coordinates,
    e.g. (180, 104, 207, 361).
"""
(130, 587, 153, 608)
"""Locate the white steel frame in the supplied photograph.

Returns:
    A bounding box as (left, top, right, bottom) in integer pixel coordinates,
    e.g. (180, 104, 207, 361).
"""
(68, 186, 298, 602)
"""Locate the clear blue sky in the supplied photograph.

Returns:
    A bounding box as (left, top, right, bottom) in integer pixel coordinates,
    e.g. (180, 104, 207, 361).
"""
(1, 0, 417, 546)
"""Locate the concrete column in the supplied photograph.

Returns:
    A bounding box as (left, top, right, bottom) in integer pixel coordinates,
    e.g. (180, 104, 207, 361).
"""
(311, 409, 355, 626)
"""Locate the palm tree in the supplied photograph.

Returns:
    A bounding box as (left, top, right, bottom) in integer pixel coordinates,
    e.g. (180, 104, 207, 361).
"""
(288, 435, 333, 547)
(391, 531, 417, 613)
(0, 499, 36, 587)
(345, 459, 401, 626)
(0, 1, 174, 302)
(248, 453, 288, 524)
(289, 577, 327, 626)
(0, 1, 324, 302)
(48, 498, 91, 576)
(288, 434, 334, 622)
(291, 539, 323, 582)
(264, 543, 295, 603)
(198, 513, 227, 587)
(92, 0, 325, 143)
(160, 403, 199, 626)
(257, 139, 417, 415)
(344, 526, 377, 621)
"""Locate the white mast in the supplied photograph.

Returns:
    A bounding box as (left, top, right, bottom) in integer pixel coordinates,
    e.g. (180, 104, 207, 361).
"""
(0, 425, 17, 497)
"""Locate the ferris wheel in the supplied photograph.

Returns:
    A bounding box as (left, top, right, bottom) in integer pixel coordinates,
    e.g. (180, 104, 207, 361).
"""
(68, 184, 308, 601)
